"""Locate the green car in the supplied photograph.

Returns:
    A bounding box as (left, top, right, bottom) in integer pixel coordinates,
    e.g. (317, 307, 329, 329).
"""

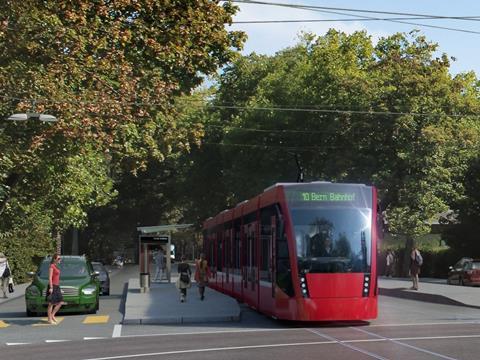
(25, 255, 100, 316)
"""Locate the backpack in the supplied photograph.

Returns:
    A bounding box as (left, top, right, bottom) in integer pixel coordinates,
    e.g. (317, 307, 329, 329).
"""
(415, 251, 423, 266)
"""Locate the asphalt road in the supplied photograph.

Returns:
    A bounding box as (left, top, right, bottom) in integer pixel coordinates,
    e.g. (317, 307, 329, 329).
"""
(2, 265, 480, 360)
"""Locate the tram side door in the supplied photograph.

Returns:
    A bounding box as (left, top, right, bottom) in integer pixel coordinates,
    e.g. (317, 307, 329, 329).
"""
(259, 210, 276, 315)
(224, 227, 231, 292)
(243, 222, 258, 308)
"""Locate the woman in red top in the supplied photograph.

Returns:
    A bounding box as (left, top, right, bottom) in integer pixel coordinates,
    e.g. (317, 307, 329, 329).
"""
(47, 254, 63, 324)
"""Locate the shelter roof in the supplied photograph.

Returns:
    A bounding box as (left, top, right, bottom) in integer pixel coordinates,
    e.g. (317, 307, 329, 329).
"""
(136, 224, 193, 234)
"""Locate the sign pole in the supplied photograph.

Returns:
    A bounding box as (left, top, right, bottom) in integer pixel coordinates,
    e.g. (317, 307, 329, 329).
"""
(167, 232, 172, 283)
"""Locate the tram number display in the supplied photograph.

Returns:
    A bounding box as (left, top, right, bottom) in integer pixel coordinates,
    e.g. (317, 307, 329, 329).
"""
(300, 192, 356, 202)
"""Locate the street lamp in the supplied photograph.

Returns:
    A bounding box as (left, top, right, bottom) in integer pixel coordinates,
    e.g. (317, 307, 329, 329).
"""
(6, 112, 57, 123)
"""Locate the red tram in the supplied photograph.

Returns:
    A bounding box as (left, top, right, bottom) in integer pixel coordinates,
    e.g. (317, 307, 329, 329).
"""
(202, 182, 378, 321)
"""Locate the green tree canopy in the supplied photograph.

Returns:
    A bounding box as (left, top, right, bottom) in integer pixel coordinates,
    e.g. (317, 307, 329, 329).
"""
(0, 0, 245, 277)
(182, 30, 480, 258)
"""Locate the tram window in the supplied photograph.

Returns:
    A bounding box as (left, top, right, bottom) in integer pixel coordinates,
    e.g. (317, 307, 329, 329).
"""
(234, 219, 241, 272)
(217, 231, 223, 272)
(260, 206, 275, 281)
(291, 208, 372, 274)
(225, 232, 231, 269)
(275, 204, 294, 297)
(210, 234, 216, 270)
(242, 211, 257, 270)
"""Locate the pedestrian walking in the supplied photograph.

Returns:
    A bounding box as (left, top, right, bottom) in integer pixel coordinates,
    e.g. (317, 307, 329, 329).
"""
(153, 249, 165, 282)
(47, 254, 64, 324)
(176, 255, 191, 302)
(410, 246, 423, 290)
(385, 250, 394, 277)
(0, 252, 11, 298)
(194, 253, 210, 301)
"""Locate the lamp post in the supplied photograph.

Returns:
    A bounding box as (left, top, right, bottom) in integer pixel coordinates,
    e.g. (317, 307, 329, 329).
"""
(0, 111, 58, 214)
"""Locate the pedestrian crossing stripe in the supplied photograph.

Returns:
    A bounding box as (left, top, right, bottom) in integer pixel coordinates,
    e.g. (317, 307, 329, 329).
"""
(0, 320, 9, 328)
(82, 315, 110, 324)
(32, 317, 64, 326)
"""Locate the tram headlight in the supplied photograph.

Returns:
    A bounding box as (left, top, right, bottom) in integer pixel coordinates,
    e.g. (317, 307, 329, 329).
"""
(362, 274, 371, 297)
(300, 275, 309, 297)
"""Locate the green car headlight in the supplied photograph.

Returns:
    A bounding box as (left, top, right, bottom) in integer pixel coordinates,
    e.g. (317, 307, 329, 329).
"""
(82, 286, 96, 295)
(26, 286, 40, 296)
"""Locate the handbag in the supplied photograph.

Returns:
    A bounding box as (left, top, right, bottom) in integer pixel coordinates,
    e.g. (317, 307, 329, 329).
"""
(8, 277, 14, 293)
(180, 273, 190, 284)
(2, 266, 10, 279)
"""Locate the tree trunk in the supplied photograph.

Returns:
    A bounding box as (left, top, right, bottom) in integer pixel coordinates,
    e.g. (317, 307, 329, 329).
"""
(56, 231, 62, 255)
(402, 236, 414, 277)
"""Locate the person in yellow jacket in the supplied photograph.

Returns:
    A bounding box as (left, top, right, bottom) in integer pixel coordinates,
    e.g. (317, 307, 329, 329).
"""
(194, 253, 210, 301)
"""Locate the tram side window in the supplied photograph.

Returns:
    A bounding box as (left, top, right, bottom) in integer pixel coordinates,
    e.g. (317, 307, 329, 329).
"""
(209, 234, 215, 271)
(217, 230, 223, 272)
(225, 222, 232, 271)
(242, 211, 257, 283)
(260, 206, 275, 282)
(276, 205, 294, 297)
(234, 219, 241, 273)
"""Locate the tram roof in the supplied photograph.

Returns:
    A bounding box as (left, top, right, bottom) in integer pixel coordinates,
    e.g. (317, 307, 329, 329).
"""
(262, 181, 369, 192)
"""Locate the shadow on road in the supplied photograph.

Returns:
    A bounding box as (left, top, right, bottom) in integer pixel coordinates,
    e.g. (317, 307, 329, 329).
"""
(380, 287, 480, 309)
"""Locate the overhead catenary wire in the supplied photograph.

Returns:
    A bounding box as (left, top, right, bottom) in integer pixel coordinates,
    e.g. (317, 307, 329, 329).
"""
(231, 0, 480, 34)
(201, 142, 373, 151)
(1, 94, 478, 119)
(232, 0, 480, 21)
(233, 16, 480, 24)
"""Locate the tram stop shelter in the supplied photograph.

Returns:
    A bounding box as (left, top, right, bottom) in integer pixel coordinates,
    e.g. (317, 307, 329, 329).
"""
(137, 223, 192, 292)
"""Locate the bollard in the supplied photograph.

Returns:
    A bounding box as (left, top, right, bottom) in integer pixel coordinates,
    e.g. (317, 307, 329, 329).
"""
(140, 272, 150, 293)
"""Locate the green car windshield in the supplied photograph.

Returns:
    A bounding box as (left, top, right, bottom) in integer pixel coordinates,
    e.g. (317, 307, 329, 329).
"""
(38, 259, 90, 279)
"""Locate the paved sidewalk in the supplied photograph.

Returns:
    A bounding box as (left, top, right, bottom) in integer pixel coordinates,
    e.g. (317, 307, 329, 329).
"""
(0, 282, 29, 305)
(123, 277, 241, 325)
(379, 276, 480, 308)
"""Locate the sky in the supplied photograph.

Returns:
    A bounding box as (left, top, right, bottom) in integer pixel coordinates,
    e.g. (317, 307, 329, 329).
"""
(226, 0, 480, 76)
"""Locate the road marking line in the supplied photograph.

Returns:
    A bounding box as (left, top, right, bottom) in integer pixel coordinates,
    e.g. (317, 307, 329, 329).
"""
(0, 320, 10, 328)
(395, 334, 480, 341)
(112, 324, 122, 338)
(307, 328, 388, 360)
(117, 327, 301, 339)
(369, 320, 480, 327)
(352, 326, 459, 360)
(84, 337, 108, 340)
(83, 315, 110, 324)
(81, 340, 337, 360)
(32, 317, 64, 326)
(45, 339, 71, 343)
(6, 343, 31, 346)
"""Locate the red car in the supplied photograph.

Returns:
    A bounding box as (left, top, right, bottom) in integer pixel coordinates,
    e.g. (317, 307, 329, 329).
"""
(447, 258, 480, 286)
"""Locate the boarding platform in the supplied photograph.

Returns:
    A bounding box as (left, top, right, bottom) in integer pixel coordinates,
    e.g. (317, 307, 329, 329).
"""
(379, 277, 480, 308)
(123, 277, 241, 325)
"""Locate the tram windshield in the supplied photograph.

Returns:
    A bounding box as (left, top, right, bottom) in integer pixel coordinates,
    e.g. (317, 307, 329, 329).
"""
(291, 208, 372, 274)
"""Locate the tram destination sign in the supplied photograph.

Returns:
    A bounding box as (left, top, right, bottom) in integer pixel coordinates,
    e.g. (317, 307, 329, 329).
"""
(300, 192, 355, 202)
(285, 184, 372, 208)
